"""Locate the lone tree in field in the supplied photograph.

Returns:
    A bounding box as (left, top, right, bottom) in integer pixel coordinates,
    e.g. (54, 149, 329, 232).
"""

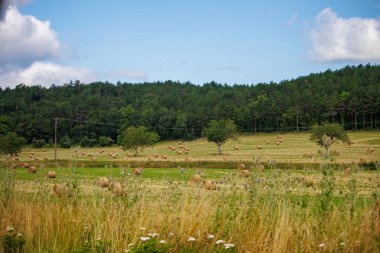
(309, 123, 349, 158)
(118, 126, 160, 156)
(0, 132, 25, 157)
(203, 119, 238, 155)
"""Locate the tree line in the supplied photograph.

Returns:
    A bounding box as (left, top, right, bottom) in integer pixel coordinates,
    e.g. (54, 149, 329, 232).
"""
(0, 64, 379, 147)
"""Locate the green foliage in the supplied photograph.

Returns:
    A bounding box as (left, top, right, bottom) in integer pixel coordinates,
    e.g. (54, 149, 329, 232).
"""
(310, 123, 349, 157)
(32, 138, 46, 148)
(130, 238, 169, 253)
(0, 132, 25, 156)
(203, 119, 238, 154)
(79, 137, 98, 147)
(319, 166, 335, 214)
(60, 135, 72, 148)
(0, 165, 16, 207)
(98, 136, 114, 147)
(310, 123, 349, 145)
(1, 228, 25, 253)
(118, 126, 160, 156)
(0, 65, 379, 143)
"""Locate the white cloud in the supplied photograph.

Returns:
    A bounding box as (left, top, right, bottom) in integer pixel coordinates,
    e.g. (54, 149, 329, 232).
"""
(0, 6, 60, 67)
(0, 62, 96, 87)
(309, 8, 380, 61)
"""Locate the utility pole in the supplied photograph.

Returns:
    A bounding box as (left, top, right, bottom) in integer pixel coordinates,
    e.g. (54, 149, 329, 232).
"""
(54, 117, 58, 161)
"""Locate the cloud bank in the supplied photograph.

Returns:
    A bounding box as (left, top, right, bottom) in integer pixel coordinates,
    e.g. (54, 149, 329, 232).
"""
(309, 8, 380, 62)
(0, 4, 96, 87)
(0, 6, 60, 67)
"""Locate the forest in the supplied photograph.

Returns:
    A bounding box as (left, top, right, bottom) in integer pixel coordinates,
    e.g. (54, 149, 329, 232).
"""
(0, 64, 379, 147)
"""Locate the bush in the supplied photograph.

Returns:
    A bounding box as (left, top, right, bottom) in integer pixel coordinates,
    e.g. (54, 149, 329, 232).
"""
(98, 136, 114, 147)
(32, 138, 46, 148)
(60, 135, 72, 148)
(79, 137, 98, 147)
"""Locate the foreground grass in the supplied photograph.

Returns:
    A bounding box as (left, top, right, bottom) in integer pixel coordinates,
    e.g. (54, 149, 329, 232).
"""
(1, 164, 379, 252)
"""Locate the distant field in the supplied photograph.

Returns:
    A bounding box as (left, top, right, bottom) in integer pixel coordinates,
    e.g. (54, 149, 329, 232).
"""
(15, 131, 380, 166)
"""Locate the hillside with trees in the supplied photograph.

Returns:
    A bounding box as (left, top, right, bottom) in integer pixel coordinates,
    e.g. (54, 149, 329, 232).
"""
(0, 64, 379, 147)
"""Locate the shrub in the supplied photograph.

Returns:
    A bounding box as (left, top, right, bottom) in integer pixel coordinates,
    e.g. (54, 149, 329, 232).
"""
(60, 135, 72, 148)
(98, 136, 114, 147)
(32, 138, 46, 148)
(79, 137, 98, 147)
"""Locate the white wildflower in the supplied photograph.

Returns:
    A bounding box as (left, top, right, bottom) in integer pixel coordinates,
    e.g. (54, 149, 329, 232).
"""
(224, 243, 235, 249)
(159, 240, 167, 244)
(6, 227, 14, 232)
(140, 236, 150, 242)
(168, 232, 174, 238)
(216, 240, 225, 245)
(139, 227, 146, 231)
(17, 233, 23, 237)
(206, 234, 215, 239)
(187, 237, 196, 242)
(319, 243, 326, 248)
(148, 232, 159, 238)
(340, 242, 345, 247)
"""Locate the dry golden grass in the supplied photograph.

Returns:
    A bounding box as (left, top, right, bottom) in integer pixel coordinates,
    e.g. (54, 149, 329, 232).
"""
(0, 167, 379, 252)
(16, 131, 380, 165)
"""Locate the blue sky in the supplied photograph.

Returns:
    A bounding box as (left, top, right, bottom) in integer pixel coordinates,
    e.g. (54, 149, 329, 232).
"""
(0, 0, 380, 87)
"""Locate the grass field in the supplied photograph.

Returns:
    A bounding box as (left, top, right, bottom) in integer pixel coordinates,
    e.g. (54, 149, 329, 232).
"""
(12, 131, 380, 170)
(1, 131, 379, 252)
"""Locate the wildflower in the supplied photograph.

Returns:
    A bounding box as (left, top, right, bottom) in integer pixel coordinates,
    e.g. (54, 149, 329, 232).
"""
(139, 227, 146, 231)
(159, 240, 167, 244)
(319, 243, 326, 249)
(224, 243, 235, 249)
(216, 240, 225, 245)
(187, 237, 196, 242)
(206, 234, 215, 240)
(148, 232, 159, 238)
(6, 227, 14, 232)
(140, 236, 150, 242)
(340, 242, 345, 247)
(168, 232, 174, 238)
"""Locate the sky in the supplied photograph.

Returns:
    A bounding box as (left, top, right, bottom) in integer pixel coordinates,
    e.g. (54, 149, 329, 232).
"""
(0, 0, 380, 88)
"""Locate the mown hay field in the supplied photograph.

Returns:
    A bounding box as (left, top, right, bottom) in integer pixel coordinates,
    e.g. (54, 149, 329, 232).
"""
(15, 131, 380, 165)
(0, 131, 379, 252)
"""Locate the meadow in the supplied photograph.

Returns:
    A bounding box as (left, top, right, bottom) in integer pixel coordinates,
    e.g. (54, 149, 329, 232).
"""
(0, 131, 379, 252)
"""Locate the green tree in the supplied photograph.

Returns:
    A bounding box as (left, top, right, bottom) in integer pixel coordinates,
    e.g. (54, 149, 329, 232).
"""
(203, 119, 238, 154)
(0, 132, 26, 157)
(118, 126, 160, 156)
(310, 123, 349, 158)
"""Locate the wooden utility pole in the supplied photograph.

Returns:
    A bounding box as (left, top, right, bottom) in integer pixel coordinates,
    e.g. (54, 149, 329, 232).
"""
(54, 117, 58, 161)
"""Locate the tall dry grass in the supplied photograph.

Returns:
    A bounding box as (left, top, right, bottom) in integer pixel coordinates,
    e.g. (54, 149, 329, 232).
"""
(0, 169, 378, 252)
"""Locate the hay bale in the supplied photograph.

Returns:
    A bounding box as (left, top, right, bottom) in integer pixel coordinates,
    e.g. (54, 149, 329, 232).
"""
(240, 170, 251, 177)
(133, 168, 143, 176)
(190, 174, 202, 185)
(237, 163, 247, 170)
(204, 180, 216, 190)
(97, 177, 110, 187)
(111, 183, 126, 196)
(27, 166, 37, 174)
(46, 171, 56, 178)
(52, 184, 68, 197)
(256, 145, 262, 150)
(301, 176, 315, 187)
